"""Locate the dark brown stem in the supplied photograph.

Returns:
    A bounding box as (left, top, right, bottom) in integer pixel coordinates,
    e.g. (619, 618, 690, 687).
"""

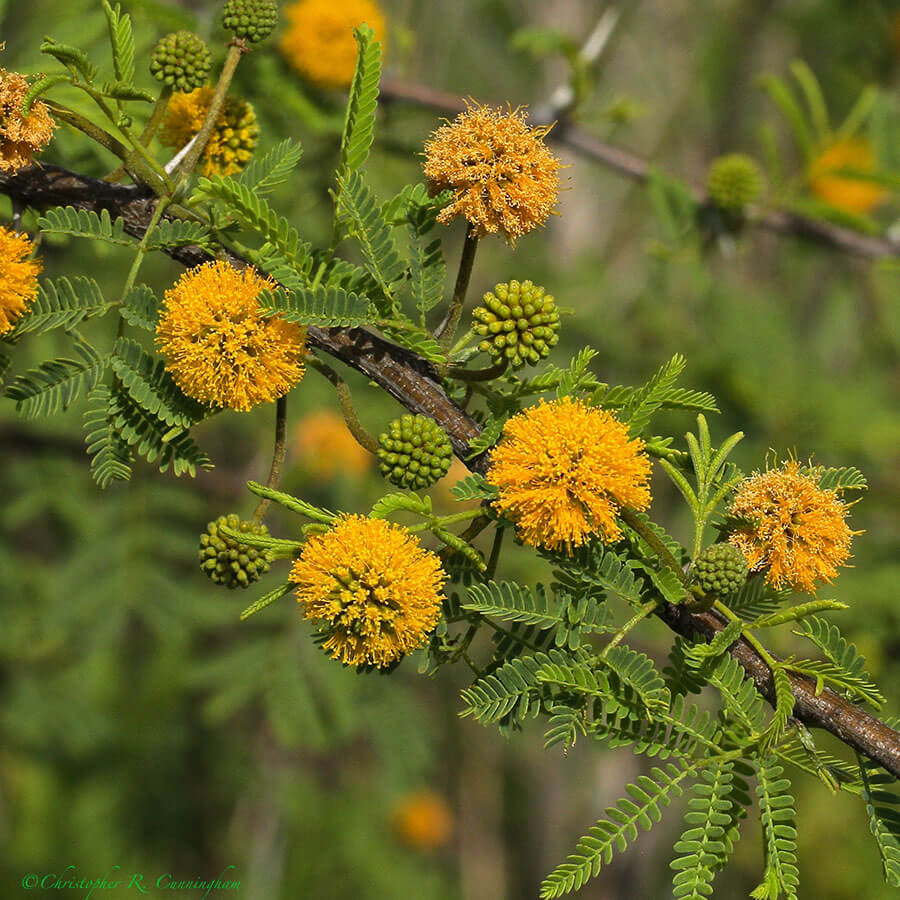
(3, 160, 899, 777)
(252, 395, 288, 522)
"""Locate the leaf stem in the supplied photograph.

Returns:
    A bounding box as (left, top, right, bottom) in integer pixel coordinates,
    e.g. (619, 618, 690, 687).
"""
(307, 355, 379, 453)
(619, 506, 688, 586)
(434, 222, 478, 348)
(252, 395, 288, 522)
(174, 40, 245, 182)
(601, 598, 661, 658)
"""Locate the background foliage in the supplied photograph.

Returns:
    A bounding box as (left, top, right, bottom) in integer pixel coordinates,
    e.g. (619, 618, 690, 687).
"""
(1, 0, 899, 897)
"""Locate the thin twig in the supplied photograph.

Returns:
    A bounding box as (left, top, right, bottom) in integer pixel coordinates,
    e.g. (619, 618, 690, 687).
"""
(252, 395, 288, 522)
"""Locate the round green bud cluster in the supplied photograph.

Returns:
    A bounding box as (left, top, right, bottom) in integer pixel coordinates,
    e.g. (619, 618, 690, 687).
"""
(150, 31, 212, 93)
(199, 514, 271, 589)
(692, 543, 749, 598)
(377, 414, 453, 490)
(472, 280, 560, 370)
(222, 0, 279, 43)
(706, 153, 764, 212)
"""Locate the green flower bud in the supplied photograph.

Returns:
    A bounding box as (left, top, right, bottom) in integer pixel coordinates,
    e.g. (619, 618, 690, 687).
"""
(199, 513, 271, 589)
(222, 0, 279, 43)
(150, 31, 212, 93)
(377, 414, 453, 490)
(472, 280, 561, 370)
(706, 153, 764, 212)
(691, 543, 749, 599)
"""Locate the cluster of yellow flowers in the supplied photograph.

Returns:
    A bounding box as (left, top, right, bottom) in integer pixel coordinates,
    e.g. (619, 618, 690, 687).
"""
(279, 0, 386, 89)
(0, 69, 55, 173)
(160, 87, 259, 177)
(156, 260, 307, 412)
(0, 226, 41, 335)
(290, 515, 445, 668)
(808, 137, 885, 215)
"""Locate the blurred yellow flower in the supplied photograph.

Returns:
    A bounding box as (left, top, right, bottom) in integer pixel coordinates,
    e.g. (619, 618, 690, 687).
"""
(291, 515, 445, 668)
(157, 261, 306, 411)
(0, 70, 55, 173)
(0, 226, 41, 335)
(392, 790, 454, 852)
(729, 461, 856, 594)
(423, 103, 561, 243)
(808, 137, 886, 215)
(487, 398, 652, 552)
(160, 87, 259, 177)
(280, 0, 386, 90)
(293, 409, 372, 480)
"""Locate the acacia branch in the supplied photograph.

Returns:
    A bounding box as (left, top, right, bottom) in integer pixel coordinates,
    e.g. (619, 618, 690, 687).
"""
(379, 77, 900, 261)
(2, 162, 898, 778)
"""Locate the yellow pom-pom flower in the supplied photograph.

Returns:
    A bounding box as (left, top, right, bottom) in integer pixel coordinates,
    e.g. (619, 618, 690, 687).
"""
(392, 790, 454, 852)
(160, 86, 259, 177)
(290, 515, 446, 668)
(808, 137, 886, 215)
(0, 226, 42, 335)
(156, 260, 306, 412)
(280, 0, 386, 90)
(423, 103, 562, 243)
(0, 69, 56, 173)
(728, 460, 856, 594)
(487, 398, 652, 552)
(293, 409, 372, 480)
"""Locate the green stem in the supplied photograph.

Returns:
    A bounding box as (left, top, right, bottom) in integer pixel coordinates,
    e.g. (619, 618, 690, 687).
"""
(435, 222, 479, 349)
(307, 356, 380, 454)
(43, 101, 129, 159)
(139, 85, 172, 146)
(601, 598, 660, 659)
(619, 506, 688, 586)
(444, 360, 508, 382)
(486, 527, 504, 579)
(714, 599, 780, 671)
(252, 395, 289, 522)
(174, 41, 245, 182)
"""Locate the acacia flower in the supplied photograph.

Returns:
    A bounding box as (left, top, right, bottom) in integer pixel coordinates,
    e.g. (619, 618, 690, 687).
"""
(728, 461, 855, 594)
(423, 102, 562, 242)
(808, 137, 885, 215)
(280, 0, 386, 90)
(292, 409, 372, 480)
(290, 515, 446, 668)
(487, 398, 652, 552)
(392, 790, 454, 852)
(160, 86, 259, 177)
(0, 69, 56, 173)
(156, 261, 306, 412)
(0, 226, 42, 335)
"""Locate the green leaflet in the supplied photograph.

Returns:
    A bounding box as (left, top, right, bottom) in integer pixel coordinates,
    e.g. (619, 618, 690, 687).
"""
(238, 139, 304, 197)
(857, 740, 900, 887)
(39, 206, 135, 246)
(7, 276, 113, 338)
(6, 338, 107, 419)
(108, 383, 212, 477)
(83, 384, 132, 489)
(750, 758, 799, 900)
(671, 760, 738, 899)
(336, 24, 382, 178)
(111, 337, 208, 430)
(119, 285, 160, 333)
(196, 175, 313, 282)
(792, 616, 884, 708)
(142, 218, 212, 252)
(540, 763, 688, 898)
(337, 170, 405, 310)
(102, 0, 135, 85)
(258, 286, 373, 328)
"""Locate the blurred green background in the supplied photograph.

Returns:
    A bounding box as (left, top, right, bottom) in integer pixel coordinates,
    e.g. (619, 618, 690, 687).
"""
(1, 0, 899, 897)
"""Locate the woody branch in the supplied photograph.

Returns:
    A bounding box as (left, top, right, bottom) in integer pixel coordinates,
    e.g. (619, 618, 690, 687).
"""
(2, 161, 899, 779)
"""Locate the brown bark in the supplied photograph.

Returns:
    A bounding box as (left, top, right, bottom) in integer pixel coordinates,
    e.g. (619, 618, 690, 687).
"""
(2, 161, 898, 779)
